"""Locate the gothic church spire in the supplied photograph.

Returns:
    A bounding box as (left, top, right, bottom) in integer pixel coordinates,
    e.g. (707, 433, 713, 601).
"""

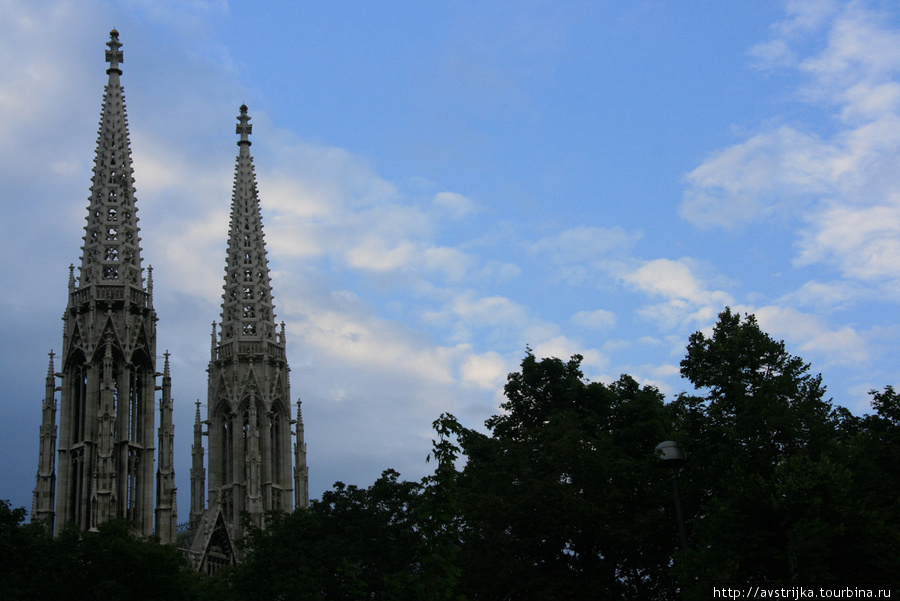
(46, 31, 170, 541)
(78, 29, 144, 289)
(191, 106, 299, 567)
(219, 105, 278, 342)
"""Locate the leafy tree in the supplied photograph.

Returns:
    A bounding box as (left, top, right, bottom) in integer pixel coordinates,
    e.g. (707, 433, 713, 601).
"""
(227, 469, 423, 600)
(0, 499, 54, 600)
(54, 520, 202, 601)
(679, 307, 833, 463)
(398, 414, 466, 601)
(673, 308, 899, 590)
(0, 504, 202, 601)
(227, 417, 470, 601)
(456, 352, 677, 600)
(828, 386, 900, 581)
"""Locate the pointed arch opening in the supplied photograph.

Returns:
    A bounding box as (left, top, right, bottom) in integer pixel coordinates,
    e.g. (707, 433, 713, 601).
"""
(218, 405, 234, 486)
(70, 361, 89, 445)
(125, 447, 141, 527)
(267, 399, 291, 511)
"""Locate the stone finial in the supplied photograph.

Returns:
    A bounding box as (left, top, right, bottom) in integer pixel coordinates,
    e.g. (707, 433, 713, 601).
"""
(105, 29, 123, 74)
(236, 105, 252, 146)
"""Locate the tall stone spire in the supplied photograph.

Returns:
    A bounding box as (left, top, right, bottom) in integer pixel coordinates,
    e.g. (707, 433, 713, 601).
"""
(78, 29, 144, 290)
(32, 352, 59, 530)
(194, 105, 296, 552)
(219, 105, 278, 343)
(294, 399, 309, 509)
(155, 352, 177, 543)
(48, 31, 165, 538)
(190, 400, 206, 525)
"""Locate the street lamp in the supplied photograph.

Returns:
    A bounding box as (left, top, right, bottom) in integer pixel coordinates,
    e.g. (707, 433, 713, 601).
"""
(655, 441, 689, 551)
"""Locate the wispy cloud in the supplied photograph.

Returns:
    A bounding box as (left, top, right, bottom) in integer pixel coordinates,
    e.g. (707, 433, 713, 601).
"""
(683, 1, 900, 302)
(571, 308, 616, 330)
(754, 304, 869, 365)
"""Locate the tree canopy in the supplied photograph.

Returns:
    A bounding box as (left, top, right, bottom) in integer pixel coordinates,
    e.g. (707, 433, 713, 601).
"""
(672, 308, 897, 591)
(0, 502, 203, 601)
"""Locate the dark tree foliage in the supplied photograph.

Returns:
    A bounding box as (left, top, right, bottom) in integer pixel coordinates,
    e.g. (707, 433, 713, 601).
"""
(0, 505, 202, 601)
(457, 352, 677, 600)
(225, 418, 468, 601)
(225, 469, 423, 601)
(0, 500, 54, 600)
(673, 308, 900, 592)
(679, 307, 834, 461)
(406, 414, 467, 601)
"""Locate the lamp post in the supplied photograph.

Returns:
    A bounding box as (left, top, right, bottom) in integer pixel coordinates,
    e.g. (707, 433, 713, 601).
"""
(655, 440, 689, 551)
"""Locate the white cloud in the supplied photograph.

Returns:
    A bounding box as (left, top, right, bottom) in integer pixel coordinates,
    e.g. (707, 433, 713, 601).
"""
(287, 289, 463, 387)
(0, 2, 99, 174)
(345, 239, 419, 273)
(531, 335, 608, 376)
(450, 292, 530, 328)
(532, 225, 640, 261)
(530, 226, 641, 287)
(681, 126, 841, 228)
(261, 138, 400, 212)
(460, 351, 509, 390)
(755, 304, 869, 365)
(422, 246, 473, 282)
(624, 258, 718, 304)
(622, 258, 733, 329)
(781, 279, 865, 310)
(477, 259, 521, 282)
(433, 191, 477, 219)
(798, 4, 900, 99)
(795, 201, 900, 280)
(571, 309, 616, 330)
(152, 211, 230, 302)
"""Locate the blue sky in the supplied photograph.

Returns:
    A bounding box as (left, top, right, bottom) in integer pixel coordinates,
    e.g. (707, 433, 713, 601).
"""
(2, 0, 900, 520)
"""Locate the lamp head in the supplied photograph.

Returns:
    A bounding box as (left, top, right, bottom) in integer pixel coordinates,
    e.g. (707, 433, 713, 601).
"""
(655, 440, 686, 469)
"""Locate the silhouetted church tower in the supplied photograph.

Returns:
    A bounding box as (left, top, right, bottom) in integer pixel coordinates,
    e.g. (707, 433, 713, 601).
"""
(32, 31, 177, 542)
(185, 106, 308, 572)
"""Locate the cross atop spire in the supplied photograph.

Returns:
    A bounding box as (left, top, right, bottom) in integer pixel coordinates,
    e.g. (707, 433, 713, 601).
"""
(236, 104, 252, 146)
(105, 29, 123, 75)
